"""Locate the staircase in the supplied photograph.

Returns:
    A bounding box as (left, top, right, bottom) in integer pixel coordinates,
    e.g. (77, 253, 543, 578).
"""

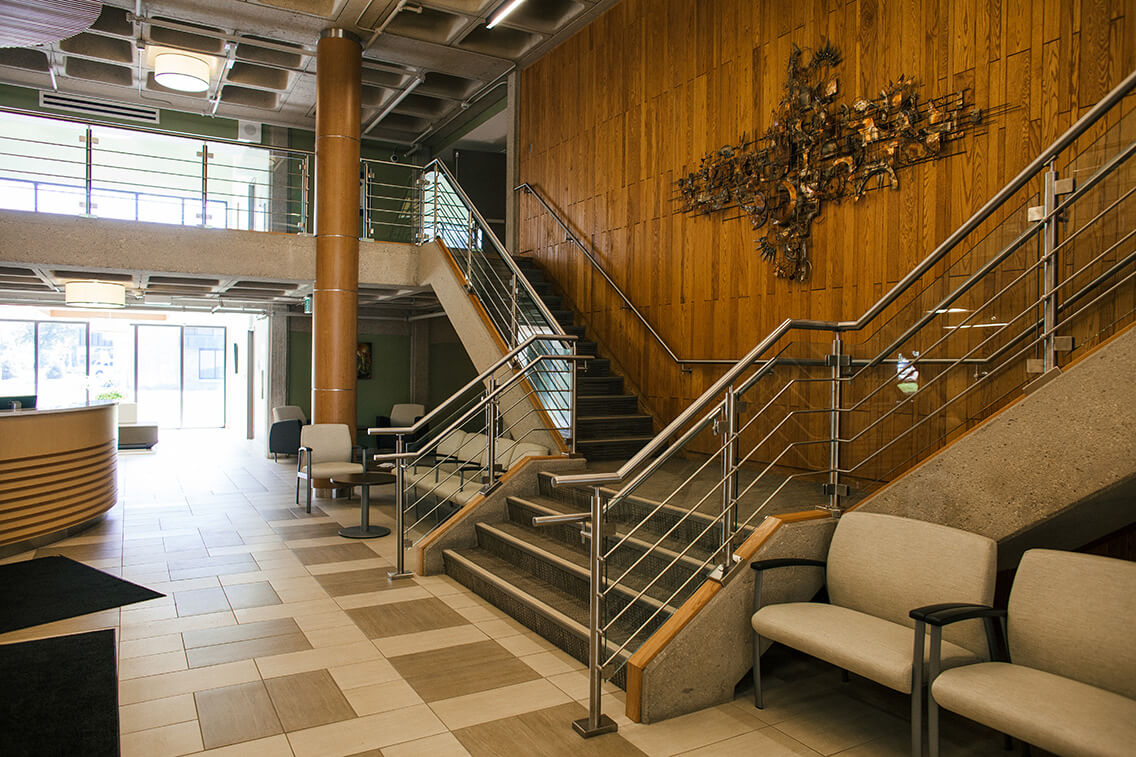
(441, 472, 749, 681)
(512, 256, 655, 460)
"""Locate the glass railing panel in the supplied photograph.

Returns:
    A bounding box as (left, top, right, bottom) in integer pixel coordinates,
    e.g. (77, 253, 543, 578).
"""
(362, 159, 422, 243)
(0, 112, 88, 215)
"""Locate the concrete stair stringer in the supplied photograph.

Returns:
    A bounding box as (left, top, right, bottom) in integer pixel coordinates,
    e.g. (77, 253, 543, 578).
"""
(417, 241, 561, 455)
(633, 513, 836, 723)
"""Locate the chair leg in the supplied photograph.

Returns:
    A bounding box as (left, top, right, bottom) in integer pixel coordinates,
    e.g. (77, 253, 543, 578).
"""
(752, 632, 764, 709)
(295, 477, 300, 505)
(305, 478, 312, 513)
(912, 620, 926, 757)
(928, 625, 942, 757)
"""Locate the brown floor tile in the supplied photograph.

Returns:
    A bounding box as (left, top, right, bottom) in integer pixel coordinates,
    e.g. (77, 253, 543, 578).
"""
(36, 543, 123, 561)
(183, 617, 302, 648)
(347, 597, 470, 640)
(195, 680, 283, 749)
(389, 640, 541, 702)
(454, 702, 646, 757)
(174, 586, 232, 616)
(224, 581, 283, 609)
(273, 523, 346, 540)
(314, 567, 401, 597)
(186, 632, 312, 668)
(293, 542, 378, 566)
(263, 668, 356, 731)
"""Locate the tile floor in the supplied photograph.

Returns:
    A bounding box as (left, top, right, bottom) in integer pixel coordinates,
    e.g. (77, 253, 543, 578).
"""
(0, 429, 1013, 756)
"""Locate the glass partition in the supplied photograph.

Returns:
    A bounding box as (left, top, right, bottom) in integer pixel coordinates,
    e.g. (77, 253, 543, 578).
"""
(36, 321, 88, 408)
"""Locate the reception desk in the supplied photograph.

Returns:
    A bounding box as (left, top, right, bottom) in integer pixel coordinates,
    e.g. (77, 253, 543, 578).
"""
(0, 402, 117, 553)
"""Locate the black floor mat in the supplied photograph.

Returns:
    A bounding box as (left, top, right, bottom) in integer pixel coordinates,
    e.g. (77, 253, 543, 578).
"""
(0, 629, 120, 756)
(0, 556, 163, 634)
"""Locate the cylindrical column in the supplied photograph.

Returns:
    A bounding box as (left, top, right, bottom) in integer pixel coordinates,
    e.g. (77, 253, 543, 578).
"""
(313, 29, 362, 455)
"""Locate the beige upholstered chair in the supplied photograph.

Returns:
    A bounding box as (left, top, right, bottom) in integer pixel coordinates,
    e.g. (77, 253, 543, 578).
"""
(751, 511, 997, 757)
(925, 549, 1136, 757)
(272, 405, 307, 424)
(296, 424, 364, 512)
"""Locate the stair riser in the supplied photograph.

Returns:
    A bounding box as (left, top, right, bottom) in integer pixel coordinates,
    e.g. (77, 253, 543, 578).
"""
(576, 439, 648, 460)
(578, 377, 624, 396)
(578, 358, 612, 377)
(578, 396, 639, 415)
(577, 416, 654, 437)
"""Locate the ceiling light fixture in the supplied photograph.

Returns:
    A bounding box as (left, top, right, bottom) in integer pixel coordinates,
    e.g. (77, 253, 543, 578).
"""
(65, 281, 126, 309)
(487, 0, 526, 29)
(153, 52, 212, 93)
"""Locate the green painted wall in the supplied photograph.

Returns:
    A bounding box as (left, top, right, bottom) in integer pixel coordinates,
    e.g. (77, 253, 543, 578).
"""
(287, 328, 411, 428)
(429, 340, 476, 408)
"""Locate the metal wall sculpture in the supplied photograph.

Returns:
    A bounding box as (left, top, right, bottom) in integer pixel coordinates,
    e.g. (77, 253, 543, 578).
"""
(677, 44, 991, 281)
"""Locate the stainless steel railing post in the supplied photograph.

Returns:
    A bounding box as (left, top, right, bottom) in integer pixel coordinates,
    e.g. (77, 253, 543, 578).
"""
(720, 385, 738, 565)
(300, 156, 311, 233)
(485, 377, 498, 489)
(827, 336, 845, 513)
(510, 272, 518, 348)
(200, 142, 209, 226)
(1042, 160, 1059, 370)
(569, 340, 578, 455)
(574, 486, 618, 738)
(83, 125, 93, 215)
(389, 435, 414, 580)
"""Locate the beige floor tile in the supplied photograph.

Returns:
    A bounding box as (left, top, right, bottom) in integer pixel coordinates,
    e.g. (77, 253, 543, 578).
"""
(328, 657, 402, 690)
(492, 631, 557, 658)
(772, 693, 907, 756)
(437, 591, 492, 611)
(120, 649, 190, 679)
(293, 610, 357, 633)
(120, 720, 204, 757)
(0, 608, 121, 643)
(453, 604, 506, 623)
(342, 678, 424, 716)
(119, 659, 261, 705)
(372, 624, 490, 658)
(255, 640, 382, 679)
(144, 577, 224, 595)
(381, 731, 471, 757)
(545, 670, 622, 701)
(306, 557, 392, 575)
(334, 584, 433, 609)
(120, 633, 185, 660)
(119, 693, 198, 734)
(286, 704, 447, 757)
(263, 668, 357, 731)
(674, 727, 822, 757)
(619, 703, 759, 757)
(472, 617, 529, 639)
(120, 610, 237, 641)
(519, 649, 584, 677)
(412, 575, 465, 597)
(234, 597, 341, 623)
(120, 601, 178, 624)
(428, 678, 573, 730)
(304, 622, 370, 647)
(189, 733, 295, 756)
(195, 681, 283, 749)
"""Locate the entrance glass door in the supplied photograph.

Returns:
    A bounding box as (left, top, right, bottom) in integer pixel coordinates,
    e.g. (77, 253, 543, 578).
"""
(136, 324, 182, 427)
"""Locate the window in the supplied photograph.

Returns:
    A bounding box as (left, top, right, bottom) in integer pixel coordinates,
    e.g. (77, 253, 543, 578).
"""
(198, 347, 223, 380)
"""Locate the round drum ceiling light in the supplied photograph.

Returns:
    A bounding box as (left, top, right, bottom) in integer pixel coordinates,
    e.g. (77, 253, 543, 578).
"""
(153, 52, 211, 93)
(64, 281, 126, 309)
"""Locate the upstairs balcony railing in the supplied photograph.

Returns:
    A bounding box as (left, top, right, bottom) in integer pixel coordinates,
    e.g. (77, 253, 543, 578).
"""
(0, 108, 311, 233)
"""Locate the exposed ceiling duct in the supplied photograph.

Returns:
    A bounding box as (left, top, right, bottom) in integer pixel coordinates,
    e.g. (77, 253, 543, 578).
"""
(0, 0, 101, 49)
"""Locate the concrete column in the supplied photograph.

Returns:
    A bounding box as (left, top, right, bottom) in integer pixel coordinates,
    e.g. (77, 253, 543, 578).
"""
(312, 29, 362, 445)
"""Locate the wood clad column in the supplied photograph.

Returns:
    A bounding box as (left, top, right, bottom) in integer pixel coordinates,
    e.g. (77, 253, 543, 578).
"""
(313, 28, 362, 440)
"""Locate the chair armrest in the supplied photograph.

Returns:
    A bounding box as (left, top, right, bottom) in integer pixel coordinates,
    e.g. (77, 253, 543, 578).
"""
(910, 603, 1005, 626)
(751, 558, 826, 572)
(911, 603, 1009, 664)
(375, 415, 392, 427)
(297, 446, 312, 474)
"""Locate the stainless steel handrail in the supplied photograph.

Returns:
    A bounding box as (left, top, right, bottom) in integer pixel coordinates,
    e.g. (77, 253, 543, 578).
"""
(423, 159, 567, 335)
(366, 333, 576, 438)
(516, 183, 738, 366)
(551, 66, 1136, 492)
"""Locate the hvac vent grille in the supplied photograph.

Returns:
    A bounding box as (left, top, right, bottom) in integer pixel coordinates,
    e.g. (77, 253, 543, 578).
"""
(39, 91, 160, 124)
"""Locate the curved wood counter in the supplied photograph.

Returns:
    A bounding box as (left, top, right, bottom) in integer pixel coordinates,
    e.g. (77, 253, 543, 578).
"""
(0, 402, 117, 551)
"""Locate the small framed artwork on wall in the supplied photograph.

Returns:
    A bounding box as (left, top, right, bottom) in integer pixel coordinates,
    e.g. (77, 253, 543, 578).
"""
(356, 342, 373, 380)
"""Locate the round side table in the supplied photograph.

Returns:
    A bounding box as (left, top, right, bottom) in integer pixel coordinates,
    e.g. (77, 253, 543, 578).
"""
(330, 472, 395, 539)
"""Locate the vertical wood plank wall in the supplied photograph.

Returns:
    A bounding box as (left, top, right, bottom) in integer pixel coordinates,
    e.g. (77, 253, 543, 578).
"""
(518, 0, 1134, 431)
